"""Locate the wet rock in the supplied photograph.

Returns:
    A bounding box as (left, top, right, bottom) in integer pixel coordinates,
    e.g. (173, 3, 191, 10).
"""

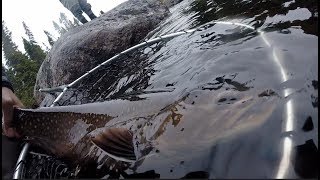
(225, 78, 251, 92)
(34, 0, 169, 104)
(215, 77, 225, 83)
(258, 89, 277, 97)
(166, 83, 175, 87)
(302, 116, 314, 132)
(217, 97, 238, 105)
(311, 95, 318, 108)
(292, 139, 318, 178)
(182, 171, 209, 178)
(218, 98, 227, 102)
(161, 0, 184, 7)
(121, 170, 160, 178)
(311, 80, 318, 89)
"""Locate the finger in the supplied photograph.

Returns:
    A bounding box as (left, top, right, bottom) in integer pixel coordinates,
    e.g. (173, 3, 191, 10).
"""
(12, 96, 24, 108)
(2, 125, 21, 139)
(6, 127, 16, 137)
(2, 121, 7, 135)
(11, 127, 21, 138)
(2, 122, 15, 138)
(2, 99, 14, 124)
(2, 101, 15, 138)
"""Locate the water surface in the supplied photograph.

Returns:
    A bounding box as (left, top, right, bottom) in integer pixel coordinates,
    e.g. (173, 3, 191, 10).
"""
(37, 0, 318, 178)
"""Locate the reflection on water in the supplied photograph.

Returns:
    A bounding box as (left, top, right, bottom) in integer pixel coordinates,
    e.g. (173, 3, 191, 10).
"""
(37, 0, 318, 178)
(188, 0, 317, 36)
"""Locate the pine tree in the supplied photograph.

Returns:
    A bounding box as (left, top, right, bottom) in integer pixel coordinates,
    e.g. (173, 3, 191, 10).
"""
(73, 17, 81, 26)
(2, 21, 19, 67)
(59, 12, 74, 30)
(53, 13, 80, 37)
(22, 37, 46, 68)
(14, 56, 39, 106)
(53, 20, 67, 35)
(43, 30, 56, 46)
(22, 22, 46, 67)
(42, 42, 51, 52)
(22, 21, 36, 44)
(2, 50, 38, 108)
(2, 21, 46, 107)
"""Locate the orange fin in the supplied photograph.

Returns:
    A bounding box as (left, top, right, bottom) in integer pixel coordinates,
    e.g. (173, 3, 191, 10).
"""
(91, 128, 136, 162)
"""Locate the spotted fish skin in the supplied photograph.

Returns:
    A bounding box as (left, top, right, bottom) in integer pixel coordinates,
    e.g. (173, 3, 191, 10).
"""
(13, 108, 115, 159)
(12, 89, 278, 178)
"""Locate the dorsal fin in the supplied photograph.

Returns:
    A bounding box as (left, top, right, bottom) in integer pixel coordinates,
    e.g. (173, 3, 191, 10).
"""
(91, 128, 136, 162)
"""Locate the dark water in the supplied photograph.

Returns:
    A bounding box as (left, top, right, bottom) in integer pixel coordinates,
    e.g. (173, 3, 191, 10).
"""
(37, 0, 317, 178)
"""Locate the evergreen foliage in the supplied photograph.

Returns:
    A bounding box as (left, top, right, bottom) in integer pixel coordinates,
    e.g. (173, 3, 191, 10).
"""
(59, 12, 74, 30)
(53, 20, 67, 35)
(22, 37, 46, 68)
(22, 21, 36, 44)
(2, 22, 44, 107)
(2, 13, 80, 107)
(43, 30, 56, 47)
(2, 21, 19, 67)
(73, 17, 81, 26)
(53, 13, 80, 36)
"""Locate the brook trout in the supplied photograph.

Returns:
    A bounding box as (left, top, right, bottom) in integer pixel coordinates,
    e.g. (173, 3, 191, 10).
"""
(12, 107, 137, 165)
(11, 91, 278, 177)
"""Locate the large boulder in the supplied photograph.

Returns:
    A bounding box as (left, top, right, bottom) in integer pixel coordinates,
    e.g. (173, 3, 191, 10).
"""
(34, 0, 169, 104)
(161, 0, 184, 8)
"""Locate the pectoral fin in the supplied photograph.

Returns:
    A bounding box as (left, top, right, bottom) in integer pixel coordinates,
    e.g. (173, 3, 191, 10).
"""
(91, 128, 136, 162)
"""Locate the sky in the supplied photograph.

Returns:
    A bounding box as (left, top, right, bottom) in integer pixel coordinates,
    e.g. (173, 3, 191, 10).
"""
(2, 0, 127, 66)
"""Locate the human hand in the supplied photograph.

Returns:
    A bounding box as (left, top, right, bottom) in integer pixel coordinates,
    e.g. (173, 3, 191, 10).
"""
(2, 87, 24, 138)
